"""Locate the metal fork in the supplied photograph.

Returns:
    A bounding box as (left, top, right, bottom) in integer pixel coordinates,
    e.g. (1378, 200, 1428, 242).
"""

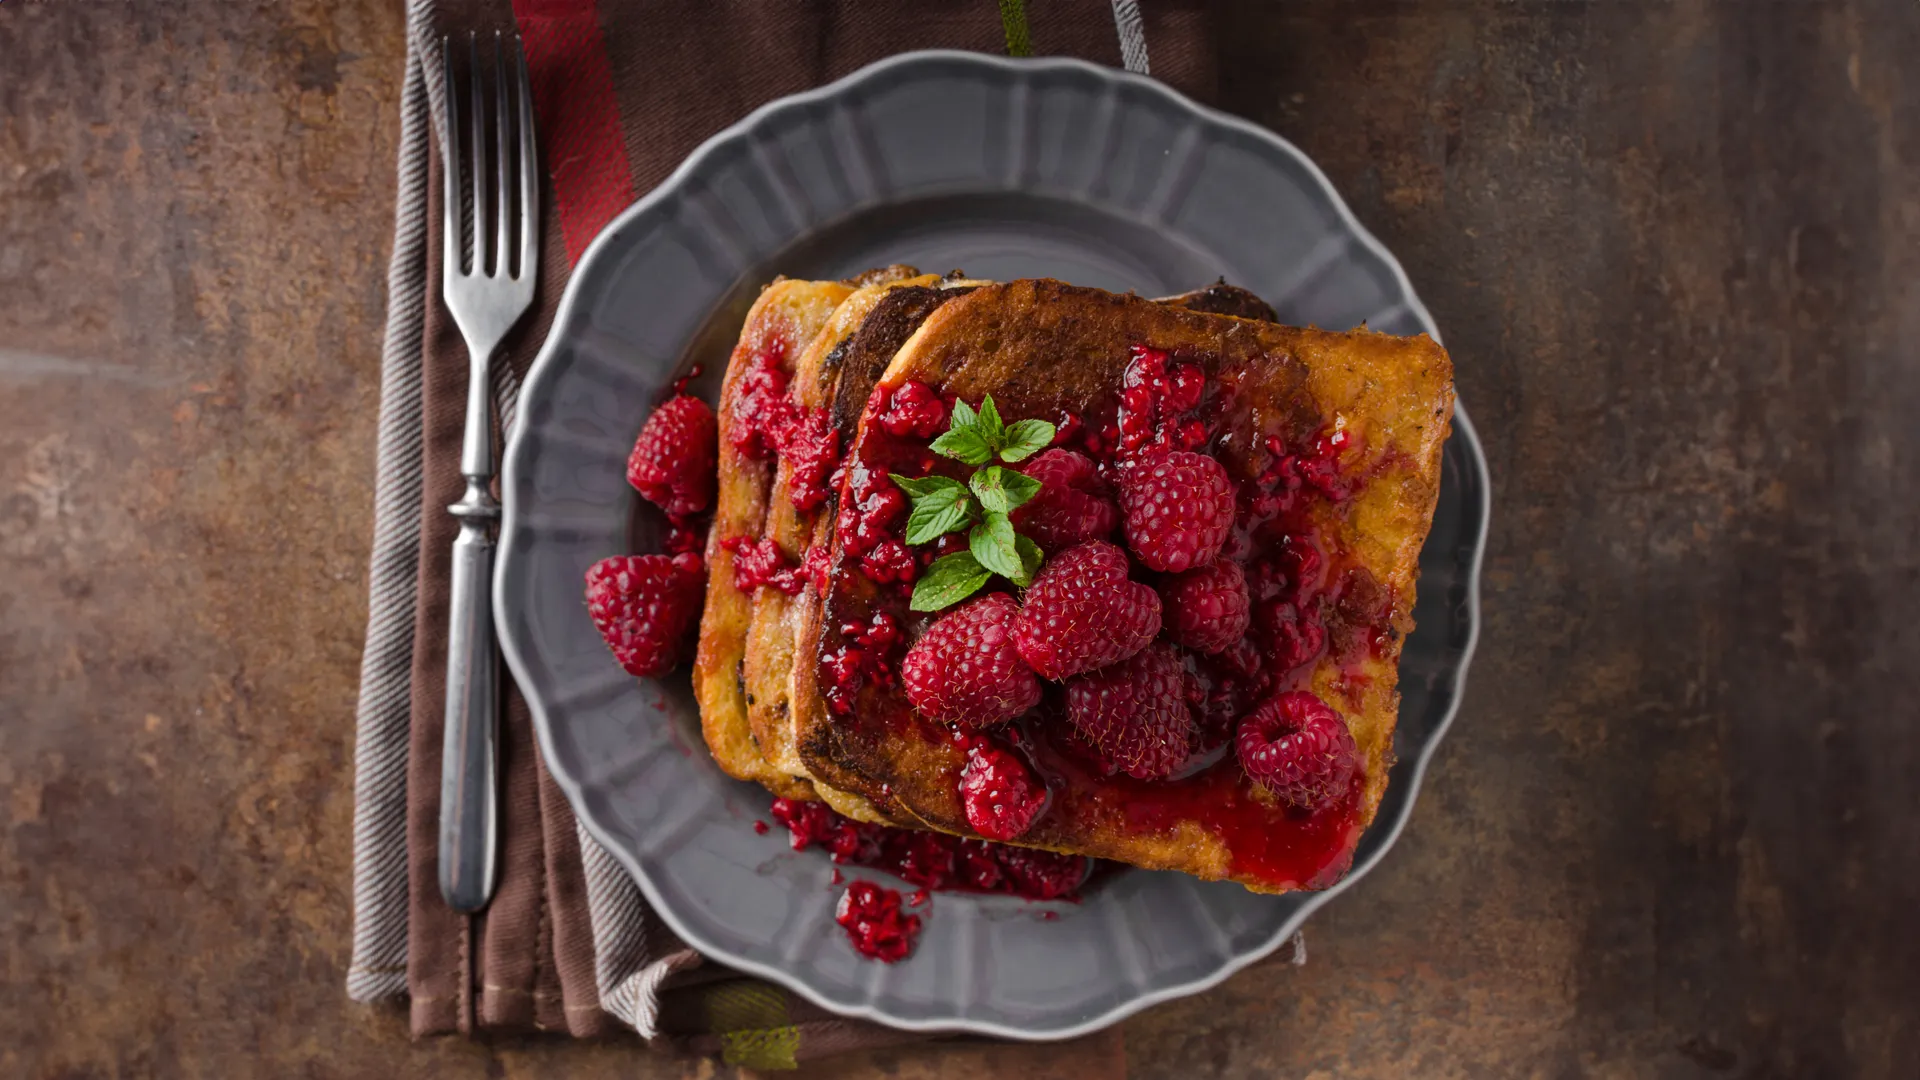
(437, 31, 538, 914)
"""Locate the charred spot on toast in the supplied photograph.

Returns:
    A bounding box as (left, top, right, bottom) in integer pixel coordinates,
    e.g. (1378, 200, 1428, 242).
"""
(1165, 281, 1280, 323)
(827, 287, 961, 433)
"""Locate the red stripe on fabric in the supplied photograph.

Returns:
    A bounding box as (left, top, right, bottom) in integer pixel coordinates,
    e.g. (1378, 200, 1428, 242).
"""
(511, 0, 635, 267)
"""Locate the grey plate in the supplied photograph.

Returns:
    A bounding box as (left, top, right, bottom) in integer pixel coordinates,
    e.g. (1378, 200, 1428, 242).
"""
(497, 50, 1489, 1040)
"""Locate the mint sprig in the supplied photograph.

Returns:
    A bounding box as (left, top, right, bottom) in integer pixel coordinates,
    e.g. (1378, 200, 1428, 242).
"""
(895, 394, 1061, 611)
(928, 393, 1057, 468)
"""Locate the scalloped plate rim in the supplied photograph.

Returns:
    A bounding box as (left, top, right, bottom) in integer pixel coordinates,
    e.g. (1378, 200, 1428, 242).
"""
(497, 49, 1490, 1040)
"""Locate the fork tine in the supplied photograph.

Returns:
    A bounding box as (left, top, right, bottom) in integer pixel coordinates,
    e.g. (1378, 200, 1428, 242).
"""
(514, 37, 538, 282)
(440, 35, 461, 279)
(492, 31, 512, 279)
(467, 31, 489, 276)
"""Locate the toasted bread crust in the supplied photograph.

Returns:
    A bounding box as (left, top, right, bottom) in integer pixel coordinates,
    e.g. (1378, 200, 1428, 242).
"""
(743, 275, 943, 809)
(692, 277, 856, 798)
(792, 280, 1454, 893)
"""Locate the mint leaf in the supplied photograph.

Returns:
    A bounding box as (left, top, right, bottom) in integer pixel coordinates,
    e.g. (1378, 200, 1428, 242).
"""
(948, 397, 979, 432)
(911, 551, 992, 612)
(969, 513, 1024, 579)
(970, 465, 1042, 515)
(891, 473, 976, 545)
(929, 426, 995, 465)
(1012, 533, 1045, 587)
(904, 493, 977, 545)
(999, 419, 1057, 463)
(890, 473, 968, 501)
(975, 394, 1006, 449)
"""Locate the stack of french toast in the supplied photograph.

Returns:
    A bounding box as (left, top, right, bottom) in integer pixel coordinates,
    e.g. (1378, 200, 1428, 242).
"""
(602, 267, 1454, 896)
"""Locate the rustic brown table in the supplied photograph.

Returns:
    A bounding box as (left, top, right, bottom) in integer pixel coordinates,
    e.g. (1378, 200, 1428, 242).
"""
(4, 1, 1916, 1076)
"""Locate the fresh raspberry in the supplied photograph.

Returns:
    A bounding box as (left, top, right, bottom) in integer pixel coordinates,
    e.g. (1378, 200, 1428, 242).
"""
(1008, 449, 1118, 552)
(1236, 691, 1358, 809)
(1011, 541, 1159, 680)
(626, 395, 717, 519)
(721, 536, 802, 595)
(1117, 449, 1235, 572)
(1161, 560, 1252, 655)
(584, 554, 705, 677)
(835, 880, 920, 962)
(876, 380, 949, 439)
(959, 740, 1049, 841)
(860, 538, 918, 584)
(780, 406, 839, 511)
(1064, 643, 1195, 780)
(729, 352, 793, 459)
(901, 594, 1041, 727)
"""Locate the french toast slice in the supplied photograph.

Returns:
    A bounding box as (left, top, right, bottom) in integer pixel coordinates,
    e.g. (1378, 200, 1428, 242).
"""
(790, 279, 1454, 893)
(692, 269, 915, 797)
(742, 272, 957, 823)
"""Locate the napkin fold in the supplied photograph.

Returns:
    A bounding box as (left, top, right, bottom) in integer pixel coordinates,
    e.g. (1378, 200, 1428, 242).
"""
(347, 0, 1261, 1065)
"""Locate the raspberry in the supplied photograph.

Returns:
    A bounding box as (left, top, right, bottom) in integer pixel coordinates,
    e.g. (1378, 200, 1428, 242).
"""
(836, 880, 920, 962)
(780, 406, 839, 511)
(1236, 691, 1358, 809)
(860, 538, 918, 584)
(626, 395, 717, 519)
(1064, 643, 1195, 780)
(901, 594, 1041, 727)
(584, 554, 705, 677)
(729, 352, 793, 459)
(1011, 540, 1159, 680)
(1008, 449, 1118, 552)
(959, 740, 1049, 841)
(1161, 560, 1252, 655)
(1117, 449, 1235, 572)
(721, 536, 802, 595)
(876, 379, 949, 439)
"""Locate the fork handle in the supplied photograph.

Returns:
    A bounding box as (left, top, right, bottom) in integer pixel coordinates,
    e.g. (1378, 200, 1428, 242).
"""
(439, 481, 500, 912)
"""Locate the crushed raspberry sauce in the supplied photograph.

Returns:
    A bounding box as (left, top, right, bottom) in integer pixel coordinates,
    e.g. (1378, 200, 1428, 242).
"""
(779, 406, 839, 511)
(724, 337, 845, 510)
(770, 797, 1091, 901)
(729, 350, 792, 459)
(836, 880, 921, 962)
(721, 535, 803, 595)
(811, 351, 1401, 891)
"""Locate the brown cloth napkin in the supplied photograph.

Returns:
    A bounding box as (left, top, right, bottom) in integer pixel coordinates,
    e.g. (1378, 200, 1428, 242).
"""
(350, 0, 1258, 1066)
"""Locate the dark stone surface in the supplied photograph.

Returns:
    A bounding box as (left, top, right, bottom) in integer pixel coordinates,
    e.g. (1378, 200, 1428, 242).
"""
(2, 1, 1914, 1076)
